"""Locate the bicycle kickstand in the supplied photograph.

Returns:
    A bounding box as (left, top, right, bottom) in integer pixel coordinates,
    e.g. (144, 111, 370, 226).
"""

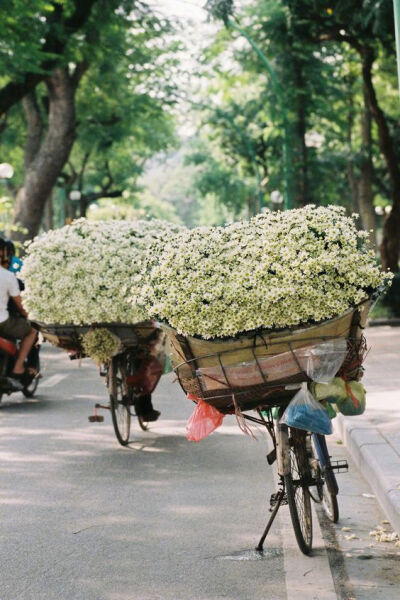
(256, 484, 286, 552)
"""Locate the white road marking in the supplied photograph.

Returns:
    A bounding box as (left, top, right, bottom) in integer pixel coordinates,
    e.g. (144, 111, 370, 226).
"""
(280, 504, 337, 600)
(267, 437, 338, 599)
(39, 374, 68, 388)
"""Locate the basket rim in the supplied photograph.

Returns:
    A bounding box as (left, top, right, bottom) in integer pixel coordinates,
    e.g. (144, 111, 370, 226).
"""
(36, 319, 158, 335)
(156, 297, 372, 344)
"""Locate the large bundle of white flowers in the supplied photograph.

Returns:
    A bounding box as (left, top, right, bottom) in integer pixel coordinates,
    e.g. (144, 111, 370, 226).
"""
(22, 218, 185, 325)
(139, 205, 391, 339)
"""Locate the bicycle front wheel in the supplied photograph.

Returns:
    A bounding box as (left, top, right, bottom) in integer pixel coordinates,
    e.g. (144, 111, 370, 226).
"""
(312, 434, 339, 523)
(284, 429, 313, 555)
(109, 356, 131, 446)
(322, 469, 339, 522)
(23, 347, 41, 398)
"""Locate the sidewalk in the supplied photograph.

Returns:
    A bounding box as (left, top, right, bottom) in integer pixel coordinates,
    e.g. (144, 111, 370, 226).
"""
(334, 325, 400, 535)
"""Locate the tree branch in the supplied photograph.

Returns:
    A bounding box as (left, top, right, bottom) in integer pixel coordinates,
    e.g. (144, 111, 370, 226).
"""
(83, 189, 123, 205)
(78, 151, 91, 191)
(71, 60, 90, 91)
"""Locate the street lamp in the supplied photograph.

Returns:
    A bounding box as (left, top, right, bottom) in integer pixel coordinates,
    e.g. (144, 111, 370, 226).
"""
(0, 163, 14, 179)
(69, 190, 81, 202)
(270, 190, 284, 211)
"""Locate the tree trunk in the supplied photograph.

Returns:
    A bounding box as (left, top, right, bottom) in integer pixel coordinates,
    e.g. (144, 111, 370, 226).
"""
(360, 46, 400, 271)
(358, 78, 377, 252)
(13, 67, 84, 244)
(22, 92, 43, 169)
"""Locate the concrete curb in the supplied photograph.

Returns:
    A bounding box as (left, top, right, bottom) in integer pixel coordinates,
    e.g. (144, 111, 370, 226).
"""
(368, 318, 400, 327)
(334, 414, 400, 535)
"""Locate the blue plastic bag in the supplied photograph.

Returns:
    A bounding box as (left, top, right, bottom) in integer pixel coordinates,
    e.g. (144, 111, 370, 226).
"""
(281, 383, 332, 435)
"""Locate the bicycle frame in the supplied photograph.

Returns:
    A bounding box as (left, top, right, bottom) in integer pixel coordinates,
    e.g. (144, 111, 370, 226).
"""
(276, 419, 291, 477)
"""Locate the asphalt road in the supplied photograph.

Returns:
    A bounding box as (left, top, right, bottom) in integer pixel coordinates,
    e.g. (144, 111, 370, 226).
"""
(0, 336, 399, 600)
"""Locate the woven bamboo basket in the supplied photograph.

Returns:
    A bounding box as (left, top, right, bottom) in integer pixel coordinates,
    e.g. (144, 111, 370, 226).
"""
(161, 300, 371, 413)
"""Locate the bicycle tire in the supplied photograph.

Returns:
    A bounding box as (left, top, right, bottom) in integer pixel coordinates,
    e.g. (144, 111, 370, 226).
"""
(109, 356, 131, 446)
(312, 434, 339, 523)
(284, 430, 313, 555)
(22, 376, 39, 398)
(322, 469, 339, 522)
(137, 414, 149, 431)
(22, 351, 41, 398)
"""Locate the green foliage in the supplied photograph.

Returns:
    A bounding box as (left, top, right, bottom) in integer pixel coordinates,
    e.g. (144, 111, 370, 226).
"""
(186, 143, 253, 214)
(379, 272, 400, 318)
(205, 0, 235, 24)
(1, 1, 178, 227)
(182, 0, 399, 220)
(62, 3, 177, 212)
(87, 192, 181, 224)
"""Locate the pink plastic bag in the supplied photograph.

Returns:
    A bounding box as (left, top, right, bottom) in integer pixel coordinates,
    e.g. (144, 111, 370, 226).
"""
(186, 396, 224, 442)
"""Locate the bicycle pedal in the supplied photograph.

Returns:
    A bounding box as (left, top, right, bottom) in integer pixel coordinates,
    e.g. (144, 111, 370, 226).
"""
(329, 459, 348, 473)
(88, 415, 104, 422)
(270, 491, 287, 508)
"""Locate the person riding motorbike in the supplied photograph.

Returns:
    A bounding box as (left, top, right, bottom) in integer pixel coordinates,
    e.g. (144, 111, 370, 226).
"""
(0, 238, 37, 381)
(3, 239, 41, 374)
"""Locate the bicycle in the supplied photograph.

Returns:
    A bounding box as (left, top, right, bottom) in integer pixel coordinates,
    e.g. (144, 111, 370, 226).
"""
(37, 321, 166, 447)
(104, 349, 163, 446)
(162, 301, 369, 555)
(253, 408, 347, 555)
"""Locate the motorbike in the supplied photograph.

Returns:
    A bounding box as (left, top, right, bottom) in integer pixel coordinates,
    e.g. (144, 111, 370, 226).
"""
(0, 333, 41, 402)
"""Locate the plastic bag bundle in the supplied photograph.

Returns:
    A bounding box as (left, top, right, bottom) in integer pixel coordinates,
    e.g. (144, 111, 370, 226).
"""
(310, 377, 366, 417)
(336, 381, 366, 416)
(304, 338, 348, 383)
(310, 378, 347, 403)
(281, 383, 333, 435)
(186, 396, 225, 442)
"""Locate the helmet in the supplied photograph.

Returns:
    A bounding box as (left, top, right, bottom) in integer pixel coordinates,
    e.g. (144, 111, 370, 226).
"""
(4, 239, 15, 258)
(2, 238, 21, 272)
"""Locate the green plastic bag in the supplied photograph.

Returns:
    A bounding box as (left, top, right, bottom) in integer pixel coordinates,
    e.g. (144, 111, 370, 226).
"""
(261, 406, 280, 420)
(322, 400, 337, 420)
(336, 381, 366, 416)
(310, 377, 347, 403)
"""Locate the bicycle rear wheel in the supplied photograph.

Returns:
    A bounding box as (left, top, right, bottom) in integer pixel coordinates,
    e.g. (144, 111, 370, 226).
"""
(109, 356, 131, 446)
(284, 429, 313, 555)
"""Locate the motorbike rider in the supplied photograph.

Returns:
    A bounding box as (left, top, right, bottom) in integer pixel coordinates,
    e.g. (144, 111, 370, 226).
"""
(0, 238, 37, 381)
